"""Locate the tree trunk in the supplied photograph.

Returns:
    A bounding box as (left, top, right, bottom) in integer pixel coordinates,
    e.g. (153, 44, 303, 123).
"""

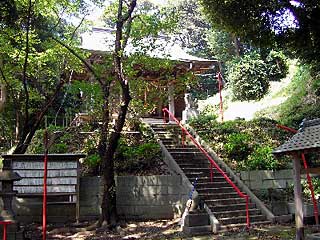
(99, 0, 136, 227)
(13, 80, 65, 154)
(233, 35, 241, 57)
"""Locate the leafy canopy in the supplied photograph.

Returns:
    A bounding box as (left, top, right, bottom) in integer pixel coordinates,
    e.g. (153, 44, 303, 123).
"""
(199, 0, 320, 64)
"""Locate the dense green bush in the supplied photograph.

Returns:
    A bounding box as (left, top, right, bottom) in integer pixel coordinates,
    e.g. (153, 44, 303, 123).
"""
(189, 116, 291, 171)
(266, 50, 289, 82)
(228, 52, 270, 101)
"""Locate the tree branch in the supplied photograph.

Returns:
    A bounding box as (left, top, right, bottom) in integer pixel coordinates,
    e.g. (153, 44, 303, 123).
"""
(71, 14, 88, 40)
(52, 36, 104, 86)
(22, 0, 33, 125)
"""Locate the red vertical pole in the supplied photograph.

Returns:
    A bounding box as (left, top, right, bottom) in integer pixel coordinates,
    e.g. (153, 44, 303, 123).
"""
(3, 224, 7, 240)
(301, 153, 319, 225)
(210, 163, 213, 182)
(43, 130, 48, 240)
(217, 72, 224, 122)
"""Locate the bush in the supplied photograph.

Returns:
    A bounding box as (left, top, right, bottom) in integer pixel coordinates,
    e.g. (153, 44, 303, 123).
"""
(245, 146, 281, 170)
(225, 133, 253, 162)
(266, 50, 289, 81)
(228, 52, 270, 101)
(189, 117, 291, 171)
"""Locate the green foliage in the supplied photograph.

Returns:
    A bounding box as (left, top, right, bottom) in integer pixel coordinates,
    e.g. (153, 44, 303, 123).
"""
(266, 50, 289, 82)
(245, 146, 281, 170)
(189, 116, 291, 171)
(199, 0, 320, 65)
(302, 178, 320, 201)
(206, 29, 237, 63)
(115, 137, 163, 175)
(228, 52, 270, 101)
(276, 64, 320, 128)
(85, 153, 101, 168)
(225, 133, 253, 162)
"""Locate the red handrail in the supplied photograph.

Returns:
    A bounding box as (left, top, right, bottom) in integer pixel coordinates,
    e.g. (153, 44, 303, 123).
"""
(162, 108, 250, 228)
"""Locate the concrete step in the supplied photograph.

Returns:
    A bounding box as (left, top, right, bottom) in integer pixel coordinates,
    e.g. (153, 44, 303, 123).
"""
(189, 177, 230, 186)
(213, 208, 261, 218)
(210, 203, 256, 212)
(170, 152, 206, 157)
(179, 163, 211, 168)
(166, 145, 198, 149)
(199, 192, 241, 200)
(186, 172, 227, 179)
(182, 167, 227, 174)
(196, 186, 235, 193)
(219, 214, 266, 225)
(167, 148, 201, 153)
(205, 197, 246, 206)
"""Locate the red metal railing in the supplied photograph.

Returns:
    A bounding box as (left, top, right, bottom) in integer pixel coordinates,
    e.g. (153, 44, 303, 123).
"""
(277, 124, 319, 224)
(0, 221, 12, 240)
(162, 108, 250, 228)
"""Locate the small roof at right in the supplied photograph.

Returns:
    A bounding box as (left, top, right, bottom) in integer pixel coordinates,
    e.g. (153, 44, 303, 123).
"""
(273, 119, 320, 156)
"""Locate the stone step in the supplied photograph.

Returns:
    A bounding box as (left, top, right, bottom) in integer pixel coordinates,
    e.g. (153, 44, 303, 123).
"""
(219, 214, 266, 225)
(179, 163, 211, 168)
(219, 220, 271, 232)
(196, 186, 235, 193)
(210, 203, 256, 212)
(186, 172, 227, 179)
(170, 152, 206, 157)
(167, 148, 201, 153)
(205, 197, 246, 206)
(199, 192, 241, 200)
(189, 177, 230, 185)
(166, 145, 198, 149)
(182, 167, 227, 174)
(182, 225, 212, 235)
(213, 208, 262, 218)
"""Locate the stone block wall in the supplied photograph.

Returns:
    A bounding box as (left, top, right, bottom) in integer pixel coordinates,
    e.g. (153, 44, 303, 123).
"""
(239, 169, 293, 190)
(116, 175, 189, 219)
(1, 175, 188, 222)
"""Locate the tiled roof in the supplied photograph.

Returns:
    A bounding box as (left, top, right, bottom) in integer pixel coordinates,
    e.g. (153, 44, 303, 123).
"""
(273, 119, 320, 155)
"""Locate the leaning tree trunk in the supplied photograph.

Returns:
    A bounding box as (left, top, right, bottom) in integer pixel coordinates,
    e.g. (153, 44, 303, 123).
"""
(99, 0, 136, 227)
(13, 80, 65, 154)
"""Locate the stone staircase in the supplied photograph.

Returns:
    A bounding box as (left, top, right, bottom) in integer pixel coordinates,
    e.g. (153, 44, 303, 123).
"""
(148, 121, 271, 232)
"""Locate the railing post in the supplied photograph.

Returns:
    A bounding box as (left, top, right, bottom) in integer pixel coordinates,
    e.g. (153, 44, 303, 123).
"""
(246, 195, 250, 229)
(210, 163, 213, 182)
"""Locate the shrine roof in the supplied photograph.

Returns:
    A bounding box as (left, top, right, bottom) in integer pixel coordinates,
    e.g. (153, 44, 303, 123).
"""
(80, 27, 218, 64)
(273, 119, 320, 156)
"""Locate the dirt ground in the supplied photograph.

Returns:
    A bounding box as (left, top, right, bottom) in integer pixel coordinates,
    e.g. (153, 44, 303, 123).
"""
(22, 219, 320, 240)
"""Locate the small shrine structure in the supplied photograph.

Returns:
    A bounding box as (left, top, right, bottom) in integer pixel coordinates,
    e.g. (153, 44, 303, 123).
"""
(78, 27, 220, 119)
(273, 119, 320, 240)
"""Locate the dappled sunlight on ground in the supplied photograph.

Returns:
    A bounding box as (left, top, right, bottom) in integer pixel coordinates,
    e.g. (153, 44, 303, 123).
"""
(23, 220, 320, 240)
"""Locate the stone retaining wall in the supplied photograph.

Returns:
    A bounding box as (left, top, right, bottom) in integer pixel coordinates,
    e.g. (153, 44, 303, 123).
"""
(239, 169, 293, 190)
(1, 175, 188, 223)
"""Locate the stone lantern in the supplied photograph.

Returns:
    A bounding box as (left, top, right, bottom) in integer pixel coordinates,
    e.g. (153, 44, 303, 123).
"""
(0, 159, 23, 240)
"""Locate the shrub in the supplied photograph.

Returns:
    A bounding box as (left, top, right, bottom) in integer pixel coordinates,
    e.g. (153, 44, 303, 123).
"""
(225, 133, 253, 161)
(245, 146, 281, 170)
(266, 50, 289, 81)
(189, 116, 291, 171)
(228, 52, 270, 101)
